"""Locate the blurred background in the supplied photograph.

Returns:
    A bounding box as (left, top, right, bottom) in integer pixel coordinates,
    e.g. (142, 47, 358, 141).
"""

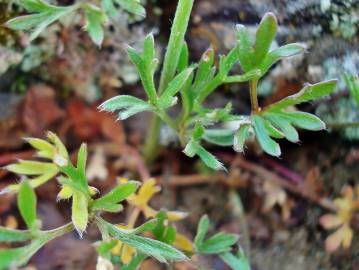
(0, 0, 359, 269)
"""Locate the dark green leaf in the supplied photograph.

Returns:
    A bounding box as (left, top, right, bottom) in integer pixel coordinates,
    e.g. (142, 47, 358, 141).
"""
(18, 180, 37, 229)
(252, 115, 281, 156)
(254, 13, 278, 65)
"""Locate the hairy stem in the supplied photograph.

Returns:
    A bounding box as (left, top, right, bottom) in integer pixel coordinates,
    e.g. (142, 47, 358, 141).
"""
(143, 0, 194, 164)
(249, 79, 259, 113)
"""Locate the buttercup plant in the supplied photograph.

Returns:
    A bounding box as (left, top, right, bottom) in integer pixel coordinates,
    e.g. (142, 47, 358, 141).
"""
(0, 134, 249, 269)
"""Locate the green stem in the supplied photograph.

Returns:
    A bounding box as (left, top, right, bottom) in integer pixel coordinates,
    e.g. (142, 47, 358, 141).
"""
(249, 79, 259, 113)
(143, 0, 194, 164)
(42, 222, 74, 239)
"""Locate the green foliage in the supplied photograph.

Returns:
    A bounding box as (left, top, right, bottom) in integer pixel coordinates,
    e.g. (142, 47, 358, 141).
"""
(18, 181, 37, 230)
(100, 11, 336, 170)
(194, 215, 243, 267)
(6, 0, 146, 45)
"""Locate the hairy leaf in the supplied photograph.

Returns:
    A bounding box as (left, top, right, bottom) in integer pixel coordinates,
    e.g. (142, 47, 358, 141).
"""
(220, 250, 251, 270)
(266, 80, 337, 111)
(236, 24, 254, 72)
(264, 113, 299, 143)
(233, 124, 250, 152)
(278, 111, 326, 131)
(198, 232, 239, 254)
(203, 129, 234, 146)
(194, 215, 210, 247)
(72, 191, 89, 237)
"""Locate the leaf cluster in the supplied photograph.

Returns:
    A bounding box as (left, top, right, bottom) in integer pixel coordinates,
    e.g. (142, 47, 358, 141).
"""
(100, 13, 337, 170)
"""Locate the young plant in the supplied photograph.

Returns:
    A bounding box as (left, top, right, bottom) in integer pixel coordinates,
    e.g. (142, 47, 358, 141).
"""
(99, 7, 337, 169)
(6, 0, 145, 45)
(0, 134, 246, 269)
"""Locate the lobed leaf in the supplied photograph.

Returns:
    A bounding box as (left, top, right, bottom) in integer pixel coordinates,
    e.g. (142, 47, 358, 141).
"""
(92, 181, 138, 210)
(18, 180, 37, 229)
(266, 80, 337, 111)
(84, 4, 106, 47)
(198, 232, 239, 254)
(278, 111, 326, 131)
(252, 115, 281, 157)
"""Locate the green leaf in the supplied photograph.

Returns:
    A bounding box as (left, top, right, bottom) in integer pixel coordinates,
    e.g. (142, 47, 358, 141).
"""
(84, 4, 106, 46)
(102, 0, 118, 18)
(130, 219, 158, 235)
(47, 131, 69, 159)
(6, 160, 58, 175)
(57, 175, 89, 196)
(264, 120, 284, 139)
(0, 238, 48, 270)
(143, 34, 156, 67)
(6, 4, 74, 41)
(0, 227, 32, 243)
(183, 139, 199, 158)
(259, 43, 305, 74)
(254, 12, 278, 65)
(159, 67, 194, 108)
(76, 143, 88, 187)
(220, 249, 251, 270)
(6, 170, 58, 193)
(115, 0, 146, 17)
(252, 115, 281, 156)
(18, 180, 37, 229)
(278, 111, 326, 131)
(266, 80, 337, 111)
(233, 124, 250, 152)
(193, 48, 215, 89)
(97, 218, 187, 263)
(99, 95, 150, 112)
(196, 145, 226, 171)
(177, 42, 189, 72)
(25, 137, 54, 159)
(92, 181, 138, 210)
(264, 112, 299, 143)
(118, 104, 154, 120)
(219, 46, 239, 77)
(236, 24, 254, 72)
(21, 0, 53, 12)
(344, 73, 359, 105)
(203, 129, 234, 146)
(194, 215, 210, 247)
(72, 191, 89, 237)
(199, 232, 239, 254)
(127, 46, 158, 103)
